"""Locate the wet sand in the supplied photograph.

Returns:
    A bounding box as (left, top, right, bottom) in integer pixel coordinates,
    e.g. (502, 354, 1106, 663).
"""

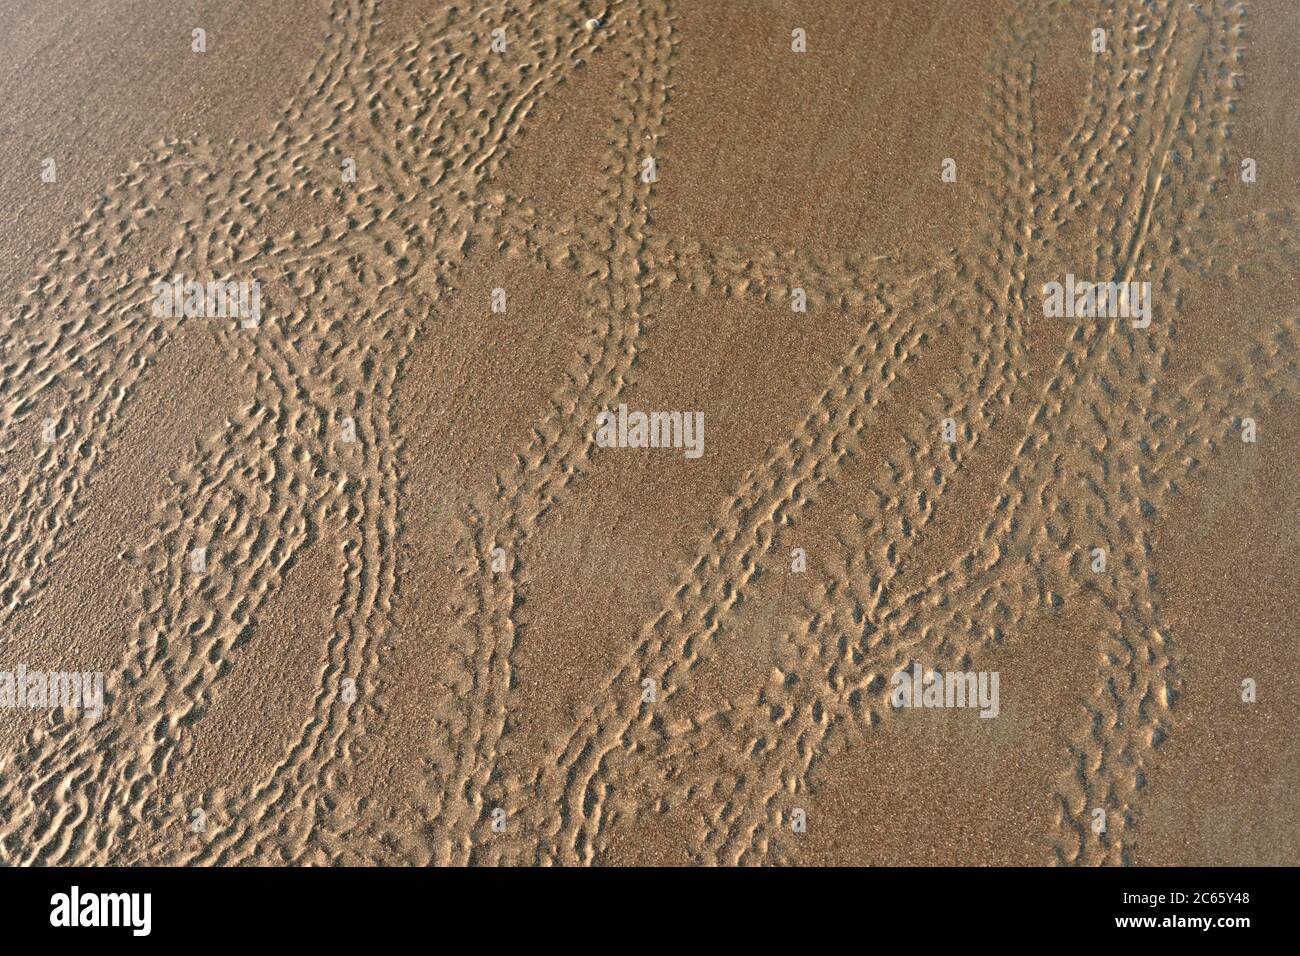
(0, 0, 1296, 866)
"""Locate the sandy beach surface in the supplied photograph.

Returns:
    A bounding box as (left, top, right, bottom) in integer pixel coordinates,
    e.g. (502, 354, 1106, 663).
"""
(0, 0, 1296, 866)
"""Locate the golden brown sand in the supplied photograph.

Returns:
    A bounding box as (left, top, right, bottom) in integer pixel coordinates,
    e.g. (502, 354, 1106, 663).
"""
(0, 0, 1296, 865)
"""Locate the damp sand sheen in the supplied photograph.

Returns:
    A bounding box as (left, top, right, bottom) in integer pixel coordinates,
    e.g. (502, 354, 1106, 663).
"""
(0, 0, 1296, 867)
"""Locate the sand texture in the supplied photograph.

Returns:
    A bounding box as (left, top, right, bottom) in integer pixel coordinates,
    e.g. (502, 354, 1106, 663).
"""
(0, 0, 1297, 866)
